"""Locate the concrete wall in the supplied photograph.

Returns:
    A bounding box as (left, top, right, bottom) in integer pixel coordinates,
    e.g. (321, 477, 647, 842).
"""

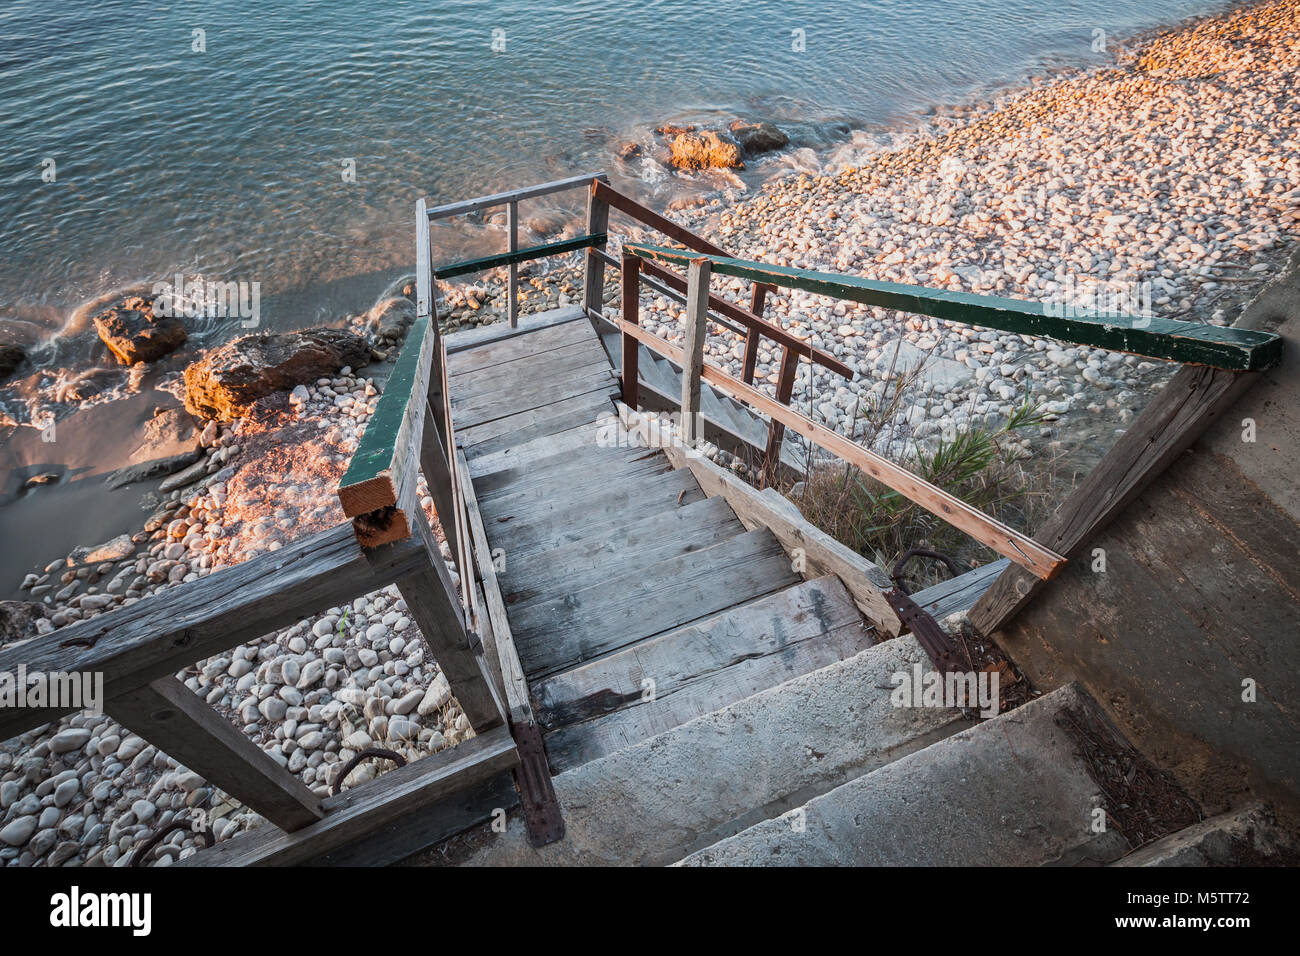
(997, 249, 1300, 813)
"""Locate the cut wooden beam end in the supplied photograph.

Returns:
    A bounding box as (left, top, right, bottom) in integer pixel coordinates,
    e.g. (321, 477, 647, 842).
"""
(337, 472, 398, 519)
(351, 506, 414, 549)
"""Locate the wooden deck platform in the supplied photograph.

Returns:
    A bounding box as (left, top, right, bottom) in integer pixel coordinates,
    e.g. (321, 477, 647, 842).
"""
(448, 311, 881, 773)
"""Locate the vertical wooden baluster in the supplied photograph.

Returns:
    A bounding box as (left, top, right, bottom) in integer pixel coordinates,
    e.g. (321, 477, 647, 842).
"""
(741, 329, 761, 384)
(620, 251, 641, 409)
(582, 178, 611, 319)
(681, 257, 711, 446)
(507, 200, 519, 328)
(762, 345, 798, 488)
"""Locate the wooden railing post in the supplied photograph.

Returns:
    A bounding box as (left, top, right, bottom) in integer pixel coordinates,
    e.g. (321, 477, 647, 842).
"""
(761, 345, 798, 488)
(620, 250, 641, 410)
(506, 200, 519, 328)
(107, 676, 325, 832)
(582, 178, 611, 318)
(741, 330, 761, 384)
(681, 257, 711, 445)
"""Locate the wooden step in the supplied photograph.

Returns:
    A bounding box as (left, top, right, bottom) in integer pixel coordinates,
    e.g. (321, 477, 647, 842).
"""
(460, 389, 615, 459)
(481, 467, 706, 556)
(450, 339, 611, 402)
(500, 495, 744, 608)
(475, 447, 672, 507)
(511, 527, 800, 679)
(452, 370, 617, 431)
(465, 419, 608, 478)
(447, 316, 596, 376)
(534, 575, 874, 772)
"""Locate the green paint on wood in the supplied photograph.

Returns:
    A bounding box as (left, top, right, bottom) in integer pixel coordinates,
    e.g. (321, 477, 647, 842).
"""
(340, 315, 429, 491)
(624, 243, 1282, 371)
(435, 233, 608, 281)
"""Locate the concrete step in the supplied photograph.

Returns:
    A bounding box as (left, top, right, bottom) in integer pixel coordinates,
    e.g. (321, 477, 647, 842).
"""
(676, 684, 1133, 867)
(428, 636, 968, 866)
(1111, 803, 1300, 866)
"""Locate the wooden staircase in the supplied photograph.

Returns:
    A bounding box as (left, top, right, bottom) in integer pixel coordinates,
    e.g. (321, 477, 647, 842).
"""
(450, 311, 880, 777)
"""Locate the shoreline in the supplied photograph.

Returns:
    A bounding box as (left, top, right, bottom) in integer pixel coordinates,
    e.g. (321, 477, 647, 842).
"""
(1, 0, 1297, 866)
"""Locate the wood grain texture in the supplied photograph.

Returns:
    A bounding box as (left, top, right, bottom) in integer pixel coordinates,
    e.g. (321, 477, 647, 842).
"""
(0, 525, 423, 742)
(108, 676, 324, 832)
(610, 316, 1064, 578)
(681, 258, 711, 444)
(511, 527, 798, 679)
(179, 724, 518, 866)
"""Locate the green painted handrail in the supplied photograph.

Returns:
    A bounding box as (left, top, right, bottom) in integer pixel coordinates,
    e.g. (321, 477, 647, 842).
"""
(623, 242, 1282, 371)
(435, 233, 607, 281)
(339, 314, 430, 496)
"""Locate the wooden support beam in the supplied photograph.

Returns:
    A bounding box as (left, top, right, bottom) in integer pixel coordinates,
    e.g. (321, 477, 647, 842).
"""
(969, 362, 1260, 633)
(625, 243, 1284, 372)
(419, 397, 461, 579)
(583, 181, 612, 319)
(108, 676, 324, 832)
(0, 525, 423, 743)
(762, 346, 799, 487)
(507, 200, 519, 328)
(455, 448, 534, 725)
(681, 258, 711, 445)
(741, 328, 761, 384)
(179, 724, 518, 866)
(620, 251, 641, 410)
(415, 197, 431, 318)
(610, 315, 1065, 579)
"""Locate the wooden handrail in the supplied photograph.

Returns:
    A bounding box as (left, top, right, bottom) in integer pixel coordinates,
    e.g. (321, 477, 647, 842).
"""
(609, 311, 1066, 580)
(626, 243, 1284, 372)
(424, 172, 608, 221)
(434, 233, 607, 281)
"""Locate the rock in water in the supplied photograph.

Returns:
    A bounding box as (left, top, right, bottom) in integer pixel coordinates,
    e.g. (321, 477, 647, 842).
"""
(729, 120, 789, 156)
(105, 449, 203, 489)
(667, 129, 744, 171)
(183, 327, 371, 421)
(0, 601, 50, 647)
(366, 297, 416, 347)
(0, 343, 25, 383)
(92, 295, 187, 365)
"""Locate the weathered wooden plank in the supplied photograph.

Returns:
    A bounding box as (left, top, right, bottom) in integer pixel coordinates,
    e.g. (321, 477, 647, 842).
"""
(465, 419, 608, 480)
(583, 182, 612, 317)
(179, 724, 518, 866)
(456, 449, 533, 725)
(477, 451, 671, 515)
(622, 409, 902, 637)
(436, 234, 607, 281)
(472, 442, 657, 501)
(611, 316, 1065, 579)
(912, 558, 1010, 622)
(459, 390, 616, 458)
(512, 528, 799, 678)
(762, 345, 799, 484)
(969, 362, 1260, 634)
(419, 397, 461, 574)
(625, 243, 1284, 371)
(537, 580, 871, 771)
(500, 495, 743, 607)
(446, 312, 592, 370)
(416, 197, 431, 318)
(108, 676, 324, 832)
(479, 467, 703, 549)
(0, 525, 423, 743)
(452, 369, 617, 431)
(338, 315, 434, 518)
(449, 340, 610, 400)
(621, 251, 641, 409)
(681, 258, 711, 444)
(425, 172, 604, 221)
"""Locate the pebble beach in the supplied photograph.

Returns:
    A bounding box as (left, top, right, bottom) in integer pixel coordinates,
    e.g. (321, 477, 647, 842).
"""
(2, 0, 1298, 866)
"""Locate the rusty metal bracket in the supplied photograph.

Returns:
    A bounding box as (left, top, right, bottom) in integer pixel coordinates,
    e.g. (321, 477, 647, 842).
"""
(129, 814, 215, 867)
(511, 721, 565, 847)
(331, 747, 407, 796)
(886, 549, 965, 674)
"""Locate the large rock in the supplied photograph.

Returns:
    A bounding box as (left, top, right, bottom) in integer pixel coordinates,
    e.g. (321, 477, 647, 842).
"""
(366, 297, 416, 348)
(92, 296, 187, 365)
(105, 449, 203, 489)
(0, 343, 25, 384)
(666, 129, 743, 172)
(183, 327, 370, 421)
(728, 120, 789, 156)
(0, 601, 49, 647)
